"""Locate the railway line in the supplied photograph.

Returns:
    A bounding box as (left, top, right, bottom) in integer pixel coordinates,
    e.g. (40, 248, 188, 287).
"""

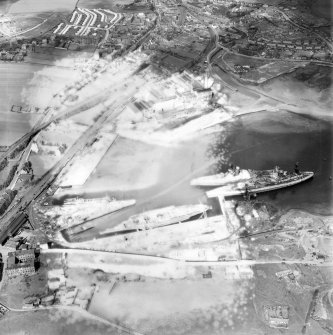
(0, 92, 136, 245)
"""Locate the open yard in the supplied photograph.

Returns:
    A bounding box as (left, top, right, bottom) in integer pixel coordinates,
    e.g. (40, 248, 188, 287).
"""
(88, 276, 255, 335)
(0, 269, 48, 309)
(0, 309, 119, 335)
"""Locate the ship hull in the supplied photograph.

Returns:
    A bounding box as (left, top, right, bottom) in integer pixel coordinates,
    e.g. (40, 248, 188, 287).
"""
(207, 172, 314, 198)
(100, 204, 211, 234)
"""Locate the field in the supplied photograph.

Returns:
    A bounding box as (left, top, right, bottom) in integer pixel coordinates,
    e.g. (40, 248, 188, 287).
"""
(0, 269, 48, 309)
(21, 13, 69, 39)
(0, 309, 119, 335)
(222, 53, 271, 69)
(78, 0, 135, 10)
(221, 53, 304, 84)
(8, 0, 76, 14)
(161, 54, 191, 70)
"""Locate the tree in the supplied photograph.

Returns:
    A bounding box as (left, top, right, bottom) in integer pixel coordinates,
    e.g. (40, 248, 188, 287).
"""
(0, 158, 8, 171)
(23, 161, 32, 173)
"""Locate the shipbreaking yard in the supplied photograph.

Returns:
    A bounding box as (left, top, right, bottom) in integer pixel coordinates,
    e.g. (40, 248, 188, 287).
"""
(0, 20, 332, 335)
(1, 53, 333, 333)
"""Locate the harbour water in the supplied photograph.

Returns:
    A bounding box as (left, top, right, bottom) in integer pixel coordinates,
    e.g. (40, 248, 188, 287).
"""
(0, 63, 42, 145)
(217, 111, 333, 215)
(60, 134, 217, 239)
(69, 110, 333, 242)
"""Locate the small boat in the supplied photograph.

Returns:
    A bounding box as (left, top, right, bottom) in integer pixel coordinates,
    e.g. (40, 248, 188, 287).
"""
(206, 169, 314, 198)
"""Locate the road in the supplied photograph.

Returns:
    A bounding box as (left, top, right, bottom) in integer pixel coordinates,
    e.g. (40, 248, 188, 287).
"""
(42, 247, 332, 267)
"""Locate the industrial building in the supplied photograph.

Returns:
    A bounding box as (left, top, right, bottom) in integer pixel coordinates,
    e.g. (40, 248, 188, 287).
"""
(6, 248, 39, 278)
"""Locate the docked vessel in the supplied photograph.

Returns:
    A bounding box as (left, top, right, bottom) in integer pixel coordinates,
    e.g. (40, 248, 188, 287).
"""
(62, 196, 136, 215)
(63, 196, 114, 206)
(41, 196, 136, 229)
(206, 168, 314, 198)
(101, 203, 211, 234)
(191, 168, 251, 186)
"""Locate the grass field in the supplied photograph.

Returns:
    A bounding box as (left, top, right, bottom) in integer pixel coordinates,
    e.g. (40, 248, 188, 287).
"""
(0, 309, 117, 335)
(221, 53, 305, 84)
(78, 0, 134, 9)
(8, 0, 76, 14)
(223, 53, 271, 69)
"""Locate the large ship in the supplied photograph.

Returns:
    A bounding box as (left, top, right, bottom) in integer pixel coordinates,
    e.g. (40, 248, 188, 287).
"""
(62, 196, 136, 214)
(101, 203, 211, 234)
(41, 196, 136, 228)
(206, 168, 314, 198)
(63, 196, 116, 206)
